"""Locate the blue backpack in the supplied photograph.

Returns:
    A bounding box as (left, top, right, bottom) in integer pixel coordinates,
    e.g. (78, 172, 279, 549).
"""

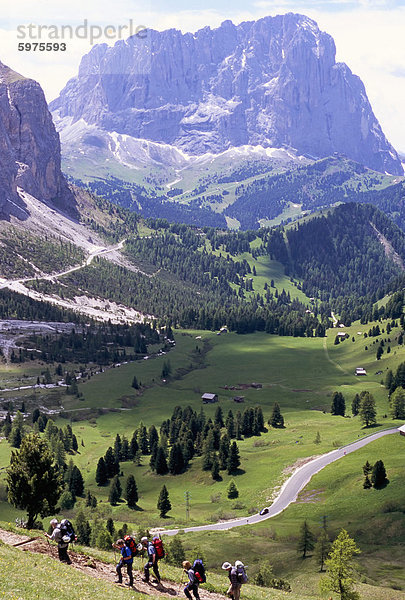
(193, 559, 206, 583)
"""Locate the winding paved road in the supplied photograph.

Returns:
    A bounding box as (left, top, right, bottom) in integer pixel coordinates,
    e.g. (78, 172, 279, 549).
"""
(160, 427, 401, 536)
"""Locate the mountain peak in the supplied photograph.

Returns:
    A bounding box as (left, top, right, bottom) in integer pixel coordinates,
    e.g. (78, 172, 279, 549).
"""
(0, 61, 75, 216)
(51, 14, 402, 175)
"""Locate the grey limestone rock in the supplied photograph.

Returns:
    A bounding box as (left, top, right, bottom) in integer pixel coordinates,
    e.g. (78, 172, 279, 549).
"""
(0, 61, 73, 215)
(51, 14, 402, 175)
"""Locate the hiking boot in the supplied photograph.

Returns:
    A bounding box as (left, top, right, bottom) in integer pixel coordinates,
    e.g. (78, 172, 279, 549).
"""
(125, 583, 133, 587)
(113, 580, 123, 584)
(142, 578, 149, 583)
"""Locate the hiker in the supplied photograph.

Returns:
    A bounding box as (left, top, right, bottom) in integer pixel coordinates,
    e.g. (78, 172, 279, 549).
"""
(45, 518, 72, 564)
(112, 538, 134, 587)
(222, 562, 241, 600)
(182, 561, 200, 600)
(141, 536, 161, 584)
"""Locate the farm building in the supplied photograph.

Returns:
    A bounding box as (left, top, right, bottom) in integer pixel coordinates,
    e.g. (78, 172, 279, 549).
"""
(399, 424, 405, 437)
(355, 367, 367, 376)
(233, 396, 245, 403)
(202, 393, 218, 404)
(251, 382, 263, 389)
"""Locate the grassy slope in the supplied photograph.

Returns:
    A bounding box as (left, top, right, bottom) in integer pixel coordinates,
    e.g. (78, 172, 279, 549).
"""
(0, 316, 404, 596)
(1, 528, 404, 600)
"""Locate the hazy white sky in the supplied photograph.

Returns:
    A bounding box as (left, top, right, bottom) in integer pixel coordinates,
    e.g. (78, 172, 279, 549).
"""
(1, 0, 405, 151)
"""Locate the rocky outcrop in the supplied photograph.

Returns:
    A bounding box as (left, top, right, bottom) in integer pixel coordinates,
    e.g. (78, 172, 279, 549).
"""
(0, 61, 74, 215)
(51, 13, 403, 175)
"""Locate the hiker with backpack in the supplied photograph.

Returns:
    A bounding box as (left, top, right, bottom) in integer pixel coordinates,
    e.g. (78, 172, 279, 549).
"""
(45, 518, 76, 564)
(123, 534, 142, 558)
(182, 561, 201, 600)
(112, 538, 134, 587)
(222, 560, 247, 600)
(141, 535, 163, 584)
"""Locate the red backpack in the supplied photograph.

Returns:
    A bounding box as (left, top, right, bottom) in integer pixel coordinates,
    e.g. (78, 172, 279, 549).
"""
(152, 536, 165, 559)
(124, 535, 138, 556)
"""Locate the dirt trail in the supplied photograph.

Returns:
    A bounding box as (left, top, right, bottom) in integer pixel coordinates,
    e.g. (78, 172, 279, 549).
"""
(0, 528, 226, 600)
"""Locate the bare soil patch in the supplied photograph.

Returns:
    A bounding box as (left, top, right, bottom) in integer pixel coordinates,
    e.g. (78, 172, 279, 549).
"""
(0, 528, 226, 600)
(283, 455, 320, 476)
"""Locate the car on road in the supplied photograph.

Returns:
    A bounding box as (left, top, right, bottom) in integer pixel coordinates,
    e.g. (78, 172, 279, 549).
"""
(259, 507, 269, 516)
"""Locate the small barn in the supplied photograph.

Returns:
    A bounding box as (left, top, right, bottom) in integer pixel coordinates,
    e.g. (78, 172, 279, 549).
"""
(355, 367, 367, 376)
(202, 393, 218, 404)
(251, 382, 263, 389)
(399, 424, 405, 437)
(233, 396, 245, 403)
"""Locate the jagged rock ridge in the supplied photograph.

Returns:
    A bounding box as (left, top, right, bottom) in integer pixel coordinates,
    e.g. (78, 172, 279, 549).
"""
(0, 61, 73, 215)
(51, 13, 402, 175)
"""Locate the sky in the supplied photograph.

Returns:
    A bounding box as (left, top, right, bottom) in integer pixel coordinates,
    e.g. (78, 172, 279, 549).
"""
(1, 0, 405, 151)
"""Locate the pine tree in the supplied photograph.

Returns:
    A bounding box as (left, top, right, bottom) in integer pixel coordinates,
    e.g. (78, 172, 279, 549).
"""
(167, 535, 186, 566)
(169, 443, 184, 475)
(6, 433, 62, 528)
(129, 431, 138, 459)
(131, 375, 139, 389)
(219, 433, 230, 470)
(202, 443, 213, 471)
(227, 441, 241, 474)
(371, 460, 388, 488)
(138, 424, 149, 454)
(225, 410, 235, 438)
(314, 431, 321, 444)
(104, 447, 118, 478)
(125, 474, 138, 508)
(214, 406, 224, 428)
(269, 402, 284, 428)
(120, 436, 130, 461)
(150, 444, 158, 471)
(85, 489, 97, 508)
(254, 406, 265, 433)
(155, 446, 169, 475)
(315, 529, 331, 572)
(390, 387, 405, 419)
(351, 394, 361, 416)
(114, 434, 122, 460)
(211, 455, 220, 481)
(227, 480, 239, 499)
(108, 475, 122, 505)
(235, 411, 243, 440)
(70, 465, 84, 497)
(9, 411, 24, 448)
(148, 425, 159, 454)
(331, 392, 346, 417)
(106, 517, 115, 536)
(385, 369, 394, 391)
(297, 520, 315, 558)
(157, 484, 171, 517)
(320, 529, 361, 600)
(75, 510, 92, 545)
(95, 457, 108, 486)
(359, 392, 377, 427)
(72, 434, 78, 453)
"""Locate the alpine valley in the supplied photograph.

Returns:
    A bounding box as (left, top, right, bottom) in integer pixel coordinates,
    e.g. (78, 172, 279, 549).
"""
(0, 12, 404, 600)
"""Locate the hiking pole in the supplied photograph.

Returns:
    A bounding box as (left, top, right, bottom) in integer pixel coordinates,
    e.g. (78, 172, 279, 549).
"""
(45, 536, 54, 558)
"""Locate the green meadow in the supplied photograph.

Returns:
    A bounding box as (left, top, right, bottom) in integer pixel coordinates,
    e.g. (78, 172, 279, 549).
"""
(0, 319, 404, 596)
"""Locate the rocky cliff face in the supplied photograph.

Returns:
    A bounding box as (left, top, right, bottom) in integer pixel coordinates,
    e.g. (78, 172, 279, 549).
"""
(0, 61, 73, 215)
(51, 13, 402, 175)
